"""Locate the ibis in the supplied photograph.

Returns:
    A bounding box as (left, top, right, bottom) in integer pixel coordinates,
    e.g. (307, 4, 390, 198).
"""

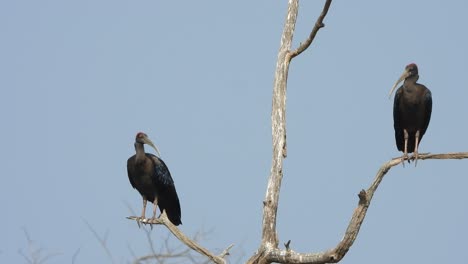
(127, 132, 182, 225)
(389, 63, 432, 165)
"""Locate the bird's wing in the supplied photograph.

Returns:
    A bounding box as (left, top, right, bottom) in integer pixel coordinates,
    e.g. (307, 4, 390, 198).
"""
(393, 87, 404, 151)
(148, 154, 182, 225)
(421, 88, 432, 135)
(126, 156, 137, 189)
(148, 154, 174, 186)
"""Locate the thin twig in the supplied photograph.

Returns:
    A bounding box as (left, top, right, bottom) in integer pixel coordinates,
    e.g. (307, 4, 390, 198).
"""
(18, 229, 61, 264)
(289, 0, 332, 59)
(133, 249, 190, 264)
(127, 211, 233, 264)
(218, 244, 234, 258)
(83, 219, 115, 264)
(143, 225, 159, 262)
(71, 247, 81, 264)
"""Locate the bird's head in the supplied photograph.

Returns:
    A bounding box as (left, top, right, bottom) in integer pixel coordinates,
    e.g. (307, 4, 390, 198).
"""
(405, 63, 418, 77)
(135, 132, 161, 157)
(388, 63, 419, 99)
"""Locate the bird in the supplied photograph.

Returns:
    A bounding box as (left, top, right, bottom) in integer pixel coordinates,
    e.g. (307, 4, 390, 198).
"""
(127, 132, 182, 225)
(388, 63, 432, 165)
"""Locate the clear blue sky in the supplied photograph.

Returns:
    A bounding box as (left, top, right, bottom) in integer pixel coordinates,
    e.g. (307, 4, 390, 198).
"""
(1, 1, 467, 263)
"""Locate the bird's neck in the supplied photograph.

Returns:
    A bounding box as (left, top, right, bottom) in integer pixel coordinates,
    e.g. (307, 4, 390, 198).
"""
(404, 74, 419, 86)
(134, 143, 146, 162)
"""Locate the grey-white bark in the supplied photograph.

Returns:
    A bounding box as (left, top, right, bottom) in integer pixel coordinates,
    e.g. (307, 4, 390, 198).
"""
(247, 0, 332, 263)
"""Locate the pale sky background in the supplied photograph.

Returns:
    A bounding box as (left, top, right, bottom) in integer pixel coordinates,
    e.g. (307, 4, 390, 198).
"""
(1, 1, 468, 263)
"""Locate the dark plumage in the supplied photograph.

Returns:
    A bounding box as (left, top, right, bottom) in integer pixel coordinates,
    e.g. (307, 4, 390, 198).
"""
(389, 63, 432, 165)
(127, 132, 182, 225)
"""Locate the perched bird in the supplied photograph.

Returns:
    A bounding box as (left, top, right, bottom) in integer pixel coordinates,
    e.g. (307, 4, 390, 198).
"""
(388, 63, 432, 165)
(127, 132, 182, 225)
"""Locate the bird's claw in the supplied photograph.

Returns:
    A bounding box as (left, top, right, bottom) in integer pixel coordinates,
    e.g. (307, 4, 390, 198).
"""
(413, 152, 419, 167)
(134, 216, 146, 228)
(401, 154, 408, 167)
(148, 217, 157, 229)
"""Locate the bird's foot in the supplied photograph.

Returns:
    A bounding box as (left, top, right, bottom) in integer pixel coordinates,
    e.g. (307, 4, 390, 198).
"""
(133, 216, 147, 228)
(138, 216, 150, 224)
(400, 154, 408, 167)
(413, 152, 419, 167)
(148, 217, 158, 229)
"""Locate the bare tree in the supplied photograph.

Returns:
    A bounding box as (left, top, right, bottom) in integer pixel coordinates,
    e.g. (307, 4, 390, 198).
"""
(246, 0, 468, 263)
(128, 1, 468, 263)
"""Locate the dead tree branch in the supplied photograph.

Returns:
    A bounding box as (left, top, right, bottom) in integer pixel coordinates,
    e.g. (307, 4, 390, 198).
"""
(131, 227, 215, 264)
(131, 223, 191, 264)
(247, 0, 332, 263)
(289, 0, 332, 59)
(83, 220, 115, 264)
(133, 250, 191, 264)
(19, 228, 61, 264)
(255, 152, 468, 264)
(127, 211, 233, 264)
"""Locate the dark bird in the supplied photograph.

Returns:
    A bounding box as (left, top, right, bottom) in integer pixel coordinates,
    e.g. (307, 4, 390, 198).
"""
(127, 132, 182, 225)
(388, 63, 432, 165)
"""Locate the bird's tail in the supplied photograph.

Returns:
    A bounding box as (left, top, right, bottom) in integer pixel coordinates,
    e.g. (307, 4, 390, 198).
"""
(158, 187, 182, 226)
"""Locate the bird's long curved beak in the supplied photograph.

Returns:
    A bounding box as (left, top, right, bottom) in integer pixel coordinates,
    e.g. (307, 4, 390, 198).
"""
(388, 69, 410, 99)
(143, 137, 162, 157)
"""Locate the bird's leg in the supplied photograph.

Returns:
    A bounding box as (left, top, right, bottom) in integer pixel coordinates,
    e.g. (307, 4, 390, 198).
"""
(152, 197, 158, 219)
(413, 130, 420, 166)
(402, 129, 409, 166)
(140, 198, 147, 220)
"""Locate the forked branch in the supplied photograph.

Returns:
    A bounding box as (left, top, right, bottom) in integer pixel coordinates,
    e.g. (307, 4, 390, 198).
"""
(259, 152, 468, 263)
(127, 212, 233, 264)
(248, 1, 333, 263)
(289, 0, 332, 59)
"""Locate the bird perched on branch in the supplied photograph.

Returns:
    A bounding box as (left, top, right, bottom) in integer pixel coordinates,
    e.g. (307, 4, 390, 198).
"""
(388, 63, 432, 165)
(127, 132, 182, 225)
